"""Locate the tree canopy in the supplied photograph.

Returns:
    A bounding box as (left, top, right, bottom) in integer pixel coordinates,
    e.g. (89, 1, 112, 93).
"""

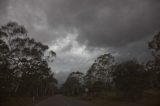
(112, 60, 149, 100)
(62, 71, 84, 96)
(0, 22, 57, 97)
(85, 53, 114, 92)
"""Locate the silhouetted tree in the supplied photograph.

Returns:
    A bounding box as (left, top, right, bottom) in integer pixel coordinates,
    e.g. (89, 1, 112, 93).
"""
(0, 22, 57, 97)
(62, 71, 84, 96)
(85, 54, 114, 93)
(147, 32, 160, 88)
(90, 81, 105, 96)
(112, 60, 149, 100)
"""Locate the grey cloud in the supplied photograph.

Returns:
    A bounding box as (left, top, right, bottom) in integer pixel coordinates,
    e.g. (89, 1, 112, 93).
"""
(113, 36, 153, 62)
(47, 0, 160, 48)
(0, 0, 8, 14)
(0, 0, 160, 82)
(0, 0, 10, 25)
(3, 0, 160, 48)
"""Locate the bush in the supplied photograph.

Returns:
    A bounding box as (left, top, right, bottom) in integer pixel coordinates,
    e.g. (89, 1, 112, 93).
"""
(112, 60, 149, 100)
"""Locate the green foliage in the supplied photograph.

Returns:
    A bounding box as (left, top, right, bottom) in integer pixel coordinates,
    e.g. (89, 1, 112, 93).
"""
(0, 22, 57, 97)
(112, 60, 149, 100)
(62, 71, 84, 96)
(85, 53, 114, 93)
(90, 81, 105, 96)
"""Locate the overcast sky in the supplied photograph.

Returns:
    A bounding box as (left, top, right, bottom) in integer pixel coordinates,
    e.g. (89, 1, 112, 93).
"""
(0, 0, 160, 84)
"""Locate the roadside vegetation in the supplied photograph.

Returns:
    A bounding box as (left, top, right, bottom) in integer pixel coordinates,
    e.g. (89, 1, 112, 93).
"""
(61, 32, 160, 105)
(0, 22, 57, 105)
(0, 96, 49, 106)
(0, 22, 160, 106)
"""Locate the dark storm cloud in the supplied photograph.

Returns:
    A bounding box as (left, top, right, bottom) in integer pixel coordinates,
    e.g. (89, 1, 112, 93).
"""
(1, 0, 159, 83)
(0, 0, 10, 24)
(47, 0, 160, 48)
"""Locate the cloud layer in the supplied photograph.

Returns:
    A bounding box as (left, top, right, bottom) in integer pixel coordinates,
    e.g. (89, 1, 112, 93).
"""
(0, 0, 160, 83)
(45, 0, 160, 47)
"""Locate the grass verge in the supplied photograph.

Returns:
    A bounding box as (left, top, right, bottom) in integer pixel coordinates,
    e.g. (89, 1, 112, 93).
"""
(72, 90, 160, 106)
(0, 96, 48, 106)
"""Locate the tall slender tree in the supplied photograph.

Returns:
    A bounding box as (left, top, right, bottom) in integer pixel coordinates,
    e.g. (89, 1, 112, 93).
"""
(85, 53, 114, 91)
(112, 60, 149, 100)
(0, 22, 57, 97)
(62, 71, 84, 96)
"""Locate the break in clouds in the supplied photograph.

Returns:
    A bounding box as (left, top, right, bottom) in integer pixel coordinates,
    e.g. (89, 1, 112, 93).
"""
(0, 0, 160, 83)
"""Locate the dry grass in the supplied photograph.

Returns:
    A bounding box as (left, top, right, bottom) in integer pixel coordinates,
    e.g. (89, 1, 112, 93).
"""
(0, 96, 48, 106)
(78, 90, 160, 106)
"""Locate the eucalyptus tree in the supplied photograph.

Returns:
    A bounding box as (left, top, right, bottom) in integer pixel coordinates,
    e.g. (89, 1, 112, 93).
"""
(0, 22, 57, 96)
(112, 60, 149, 100)
(85, 53, 114, 92)
(147, 32, 160, 88)
(62, 71, 84, 96)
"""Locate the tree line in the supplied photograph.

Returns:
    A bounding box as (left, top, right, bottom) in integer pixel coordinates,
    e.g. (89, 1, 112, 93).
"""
(0, 22, 160, 101)
(0, 22, 57, 98)
(61, 32, 160, 100)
